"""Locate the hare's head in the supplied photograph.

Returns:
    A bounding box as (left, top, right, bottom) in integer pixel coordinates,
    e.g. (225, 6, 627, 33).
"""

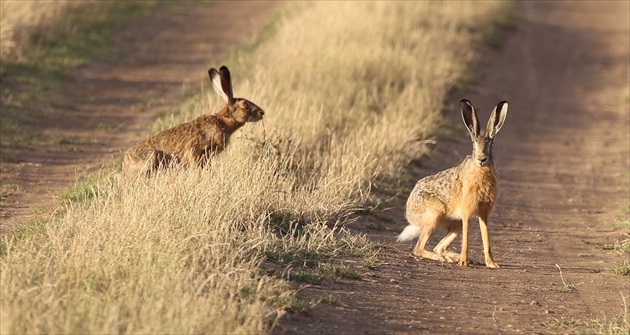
(209, 66, 265, 123)
(460, 99, 508, 167)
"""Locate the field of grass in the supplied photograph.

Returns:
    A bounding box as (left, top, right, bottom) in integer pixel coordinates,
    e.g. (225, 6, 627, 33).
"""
(0, 1, 506, 333)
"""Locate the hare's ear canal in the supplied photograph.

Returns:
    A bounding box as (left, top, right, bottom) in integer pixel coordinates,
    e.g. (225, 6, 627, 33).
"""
(209, 68, 229, 102)
(487, 100, 508, 139)
(460, 99, 480, 136)
(219, 66, 234, 104)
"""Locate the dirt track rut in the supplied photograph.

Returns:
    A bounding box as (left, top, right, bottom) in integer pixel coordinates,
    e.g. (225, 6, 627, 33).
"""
(277, 1, 629, 334)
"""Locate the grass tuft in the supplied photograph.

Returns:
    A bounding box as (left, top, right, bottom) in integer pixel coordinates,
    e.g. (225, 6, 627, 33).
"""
(586, 294, 629, 335)
(319, 263, 362, 280)
(61, 171, 114, 204)
(319, 294, 345, 307)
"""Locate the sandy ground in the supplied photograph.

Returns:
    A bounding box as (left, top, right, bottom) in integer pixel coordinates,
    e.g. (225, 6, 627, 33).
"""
(277, 1, 630, 334)
(0, 1, 628, 334)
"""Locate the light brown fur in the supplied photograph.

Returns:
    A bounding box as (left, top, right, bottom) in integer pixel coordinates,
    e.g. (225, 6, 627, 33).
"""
(399, 99, 508, 268)
(123, 66, 264, 176)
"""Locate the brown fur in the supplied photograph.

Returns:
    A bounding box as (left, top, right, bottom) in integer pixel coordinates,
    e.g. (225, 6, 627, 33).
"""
(123, 66, 264, 176)
(399, 99, 508, 268)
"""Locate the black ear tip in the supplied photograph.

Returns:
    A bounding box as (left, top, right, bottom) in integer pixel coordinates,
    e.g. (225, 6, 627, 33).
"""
(460, 99, 473, 109)
(208, 68, 217, 77)
(220, 65, 230, 73)
(497, 100, 509, 109)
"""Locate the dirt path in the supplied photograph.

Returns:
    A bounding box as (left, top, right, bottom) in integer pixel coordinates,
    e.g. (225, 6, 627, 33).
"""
(278, 1, 629, 334)
(0, 1, 279, 231)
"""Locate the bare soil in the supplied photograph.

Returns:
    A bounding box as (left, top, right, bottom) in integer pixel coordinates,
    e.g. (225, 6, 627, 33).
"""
(276, 1, 630, 334)
(0, 1, 279, 231)
(1, 1, 628, 334)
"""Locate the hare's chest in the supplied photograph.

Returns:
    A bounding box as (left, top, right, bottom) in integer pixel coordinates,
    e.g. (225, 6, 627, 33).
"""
(465, 176, 497, 211)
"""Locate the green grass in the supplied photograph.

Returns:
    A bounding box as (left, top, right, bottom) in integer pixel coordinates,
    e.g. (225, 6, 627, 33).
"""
(61, 173, 107, 204)
(545, 318, 580, 329)
(264, 248, 323, 268)
(598, 239, 630, 254)
(286, 270, 323, 285)
(319, 294, 345, 307)
(612, 260, 630, 276)
(361, 256, 381, 270)
(285, 298, 315, 314)
(319, 263, 362, 280)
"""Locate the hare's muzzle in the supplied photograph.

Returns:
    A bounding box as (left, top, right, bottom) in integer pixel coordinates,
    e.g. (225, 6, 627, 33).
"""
(252, 108, 264, 122)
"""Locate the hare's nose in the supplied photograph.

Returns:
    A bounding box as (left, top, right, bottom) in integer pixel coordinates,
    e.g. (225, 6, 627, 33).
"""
(479, 157, 488, 165)
(260, 110, 265, 116)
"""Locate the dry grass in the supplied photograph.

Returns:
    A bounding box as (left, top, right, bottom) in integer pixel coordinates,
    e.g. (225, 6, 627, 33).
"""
(588, 294, 630, 335)
(1, 1, 504, 333)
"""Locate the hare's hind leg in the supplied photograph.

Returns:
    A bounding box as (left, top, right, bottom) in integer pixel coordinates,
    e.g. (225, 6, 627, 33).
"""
(433, 220, 461, 263)
(147, 150, 172, 175)
(408, 211, 448, 262)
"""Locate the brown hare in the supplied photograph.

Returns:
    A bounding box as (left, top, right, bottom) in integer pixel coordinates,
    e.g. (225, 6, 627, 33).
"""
(123, 66, 265, 176)
(398, 99, 508, 268)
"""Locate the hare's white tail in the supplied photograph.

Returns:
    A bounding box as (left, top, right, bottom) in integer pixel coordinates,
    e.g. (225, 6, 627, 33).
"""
(397, 225, 421, 242)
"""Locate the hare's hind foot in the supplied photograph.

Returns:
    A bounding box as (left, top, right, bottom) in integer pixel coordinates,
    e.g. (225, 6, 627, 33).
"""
(412, 249, 449, 263)
(438, 250, 461, 263)
(485, 260, 500, 269)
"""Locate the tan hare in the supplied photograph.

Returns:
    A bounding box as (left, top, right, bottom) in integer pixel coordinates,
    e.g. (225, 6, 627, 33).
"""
(398, 99, 508, 268)
(123, 66, 264, 175)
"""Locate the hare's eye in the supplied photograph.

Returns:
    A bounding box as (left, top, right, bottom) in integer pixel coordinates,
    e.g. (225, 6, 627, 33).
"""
(238, 101, 247, 108)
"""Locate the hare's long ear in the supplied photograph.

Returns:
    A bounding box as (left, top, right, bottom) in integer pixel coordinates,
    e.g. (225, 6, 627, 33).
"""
(219, 66, 234, 104)
(486, 101, 508, 139)
(208, 67, 229, 103)
(461, 99, 480, 137)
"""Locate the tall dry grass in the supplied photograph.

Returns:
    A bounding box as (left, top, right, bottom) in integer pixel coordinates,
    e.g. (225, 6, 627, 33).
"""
(1, 1, 504, 333)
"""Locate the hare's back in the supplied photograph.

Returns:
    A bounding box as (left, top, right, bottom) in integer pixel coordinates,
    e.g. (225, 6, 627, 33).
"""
(144, 116, 218, 152)
(407, 166, 461, 209)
